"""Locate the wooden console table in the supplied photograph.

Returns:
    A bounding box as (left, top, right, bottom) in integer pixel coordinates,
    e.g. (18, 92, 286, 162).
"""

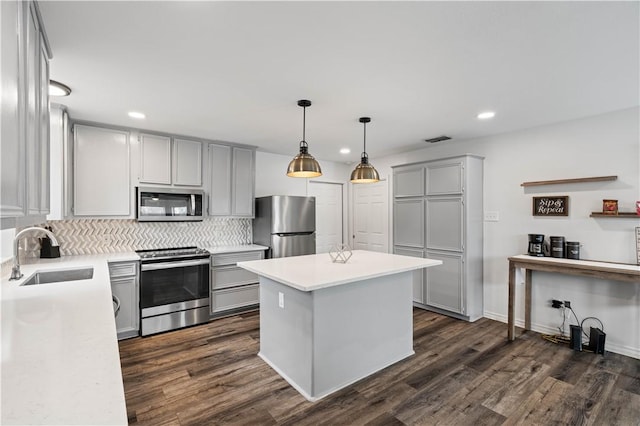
(507, 254, 640, 340)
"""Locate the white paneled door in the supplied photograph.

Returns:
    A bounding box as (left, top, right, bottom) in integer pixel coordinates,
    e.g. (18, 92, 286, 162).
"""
(352, 180, 389, 253)
(308, 182, 343, 253)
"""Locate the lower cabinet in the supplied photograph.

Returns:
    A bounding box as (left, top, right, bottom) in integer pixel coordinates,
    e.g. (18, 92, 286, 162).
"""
(108, 261, 139, 340)
(210, 250, 264, 317)
(425, 251, 464, 315)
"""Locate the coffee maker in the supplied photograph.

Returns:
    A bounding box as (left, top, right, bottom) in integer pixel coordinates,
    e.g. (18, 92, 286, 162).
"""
(528, 234, 545, 256)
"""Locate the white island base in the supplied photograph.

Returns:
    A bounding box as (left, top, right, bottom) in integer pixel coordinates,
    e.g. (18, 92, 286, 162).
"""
(239, 250, 441, 402)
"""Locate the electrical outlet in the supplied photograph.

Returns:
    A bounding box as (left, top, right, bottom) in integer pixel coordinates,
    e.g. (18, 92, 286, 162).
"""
(484, 211, 500, 222)
(551, 299, 563, 308)
(278, 292, 284, 309)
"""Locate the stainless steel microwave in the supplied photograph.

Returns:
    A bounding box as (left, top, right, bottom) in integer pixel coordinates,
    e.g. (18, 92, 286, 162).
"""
(136, 187, 204, 222)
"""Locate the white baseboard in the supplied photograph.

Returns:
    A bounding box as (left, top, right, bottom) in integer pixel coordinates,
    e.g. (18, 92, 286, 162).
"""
(483, 311, 640, 360)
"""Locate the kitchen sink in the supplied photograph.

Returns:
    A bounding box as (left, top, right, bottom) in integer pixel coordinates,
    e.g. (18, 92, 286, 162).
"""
(21, 267, 94, 286)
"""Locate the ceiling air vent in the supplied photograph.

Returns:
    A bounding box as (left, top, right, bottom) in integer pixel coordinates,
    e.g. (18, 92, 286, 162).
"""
(424, 135, 451, 143)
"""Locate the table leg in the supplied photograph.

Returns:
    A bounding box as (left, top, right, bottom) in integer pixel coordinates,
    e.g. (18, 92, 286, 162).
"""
(508, 261, 516, 341)
(525, 269, 532, 331)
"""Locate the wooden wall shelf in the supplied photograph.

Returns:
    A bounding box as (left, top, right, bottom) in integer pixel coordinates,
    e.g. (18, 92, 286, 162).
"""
(590, 212, 640, 219)
(521, 175, 617, 187)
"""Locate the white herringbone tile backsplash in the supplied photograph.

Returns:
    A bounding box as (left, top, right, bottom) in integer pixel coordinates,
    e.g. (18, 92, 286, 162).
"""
(23, 218, 252, 257)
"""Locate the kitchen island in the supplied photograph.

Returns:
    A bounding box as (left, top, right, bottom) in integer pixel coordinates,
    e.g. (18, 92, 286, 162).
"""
(238, 250, 441, 401)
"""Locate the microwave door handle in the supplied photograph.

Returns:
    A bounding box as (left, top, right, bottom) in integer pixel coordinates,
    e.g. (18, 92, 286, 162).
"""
(191, 195, 195, 214)
(141, 258, 210, 271)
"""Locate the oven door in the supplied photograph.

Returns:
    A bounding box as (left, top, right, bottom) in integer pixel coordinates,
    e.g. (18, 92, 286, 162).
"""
(140, 257, 210, 318)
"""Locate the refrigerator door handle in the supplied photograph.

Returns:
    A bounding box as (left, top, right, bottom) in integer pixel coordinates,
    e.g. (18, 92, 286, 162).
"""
(274, 232, 314, 237)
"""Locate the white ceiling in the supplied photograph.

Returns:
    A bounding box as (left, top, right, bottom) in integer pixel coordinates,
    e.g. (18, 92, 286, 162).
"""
(39, 1, 639, 164)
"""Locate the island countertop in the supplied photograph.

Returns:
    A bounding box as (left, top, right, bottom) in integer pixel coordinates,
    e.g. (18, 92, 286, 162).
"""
(237, 250, 442, 292)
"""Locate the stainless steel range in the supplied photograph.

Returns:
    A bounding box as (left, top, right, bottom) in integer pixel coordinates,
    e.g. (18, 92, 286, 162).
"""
(137, 246, 210, 336)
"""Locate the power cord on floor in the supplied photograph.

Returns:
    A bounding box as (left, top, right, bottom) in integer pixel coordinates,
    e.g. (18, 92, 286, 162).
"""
(543, 302, 603, 353)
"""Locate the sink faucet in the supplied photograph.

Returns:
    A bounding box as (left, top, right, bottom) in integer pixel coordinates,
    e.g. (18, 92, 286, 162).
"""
(9, 227, 60, 281)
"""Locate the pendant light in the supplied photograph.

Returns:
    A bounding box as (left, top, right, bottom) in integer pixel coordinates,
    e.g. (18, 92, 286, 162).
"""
(350, 117, 380, 183)
(287, 100, 322, 178)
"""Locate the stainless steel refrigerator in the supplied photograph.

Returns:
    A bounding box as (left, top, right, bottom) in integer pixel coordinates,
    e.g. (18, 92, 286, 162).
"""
(253, 195, 316, 258)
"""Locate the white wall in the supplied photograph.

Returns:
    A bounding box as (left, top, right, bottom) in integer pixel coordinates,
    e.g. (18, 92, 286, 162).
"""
(255, 151, 351, 198)
(373, 107, 640, 358)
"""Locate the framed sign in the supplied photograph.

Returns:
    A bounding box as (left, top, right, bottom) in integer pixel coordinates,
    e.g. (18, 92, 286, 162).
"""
(533, 196, 569, 216)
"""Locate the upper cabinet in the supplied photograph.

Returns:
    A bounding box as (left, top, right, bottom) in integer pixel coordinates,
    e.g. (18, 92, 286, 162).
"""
(1, 1, 51, 227)
(231, 147, 254, 217)
(139, 134, 171, 184)
(173, 138, 202, 186)
(393, 166, 425, 198)
(73, 124, 130, 216)
(208, 144, 255, 218)
(138, 135, 202, 187)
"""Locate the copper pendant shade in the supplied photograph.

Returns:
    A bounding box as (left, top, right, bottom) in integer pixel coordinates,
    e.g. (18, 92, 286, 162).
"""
(350, 117, 380, 183)
(287, 100, 322, 178)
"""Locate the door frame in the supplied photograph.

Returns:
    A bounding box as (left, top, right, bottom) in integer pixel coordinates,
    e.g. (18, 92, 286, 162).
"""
(307, 180, 348, 250)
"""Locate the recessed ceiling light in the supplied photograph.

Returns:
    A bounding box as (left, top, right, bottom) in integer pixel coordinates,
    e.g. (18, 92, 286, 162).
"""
(340, 148, 351, 154)
(477, 111, 496, 120)
(128, 111, 146, 119)
(49, 80, 71, 96)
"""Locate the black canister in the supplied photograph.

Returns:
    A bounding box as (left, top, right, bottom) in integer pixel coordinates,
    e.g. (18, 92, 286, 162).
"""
(550, 236, 565, 258)
(566, 242, 580, 259)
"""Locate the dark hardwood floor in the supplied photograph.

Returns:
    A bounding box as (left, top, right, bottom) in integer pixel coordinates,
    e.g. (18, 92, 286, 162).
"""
(119, 309, 640, 425)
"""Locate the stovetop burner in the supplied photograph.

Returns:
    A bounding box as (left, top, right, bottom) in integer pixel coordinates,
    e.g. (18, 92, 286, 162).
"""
(136, 246, 210, 261)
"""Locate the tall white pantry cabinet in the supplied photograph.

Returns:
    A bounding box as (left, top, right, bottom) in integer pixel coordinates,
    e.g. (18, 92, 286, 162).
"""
(392, 154, 484, 322)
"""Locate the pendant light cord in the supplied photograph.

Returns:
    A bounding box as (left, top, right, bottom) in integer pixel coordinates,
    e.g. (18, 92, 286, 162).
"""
(363, 120, 367, 154)
(302, 105, 306, 142)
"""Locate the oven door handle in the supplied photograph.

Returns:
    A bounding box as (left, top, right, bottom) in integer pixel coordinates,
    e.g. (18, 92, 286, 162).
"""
(141, 258, 210, 271)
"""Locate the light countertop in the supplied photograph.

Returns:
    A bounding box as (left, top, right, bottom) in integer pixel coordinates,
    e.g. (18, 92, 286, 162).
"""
(1, 253, 136, 425)
(238, 250, 442, 292)
(206, 244, 268, 255)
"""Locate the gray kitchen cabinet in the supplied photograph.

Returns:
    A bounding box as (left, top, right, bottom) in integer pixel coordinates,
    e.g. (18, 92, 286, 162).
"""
(208, 144, 231, 215)
(173, 138, 202, 186)
(138, 135, 202, 186)
(393, 199, 424, 248)
(25, 1, 42, 216)
(231, 147, 254, 216)
(392, 155, 483, 321)
(210, 250, 264, 317)
(108, 261, 140, 340)
(425, 251, 464, 314)
(139, 133, 172, 184)
(393, 165, 425, 198)
(37, 27, 50, 216)
(73, 124, 130, 216)
(208, 144, 255, 217)
(426, 197, 464, 252)
(1, 0, 51, 225)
